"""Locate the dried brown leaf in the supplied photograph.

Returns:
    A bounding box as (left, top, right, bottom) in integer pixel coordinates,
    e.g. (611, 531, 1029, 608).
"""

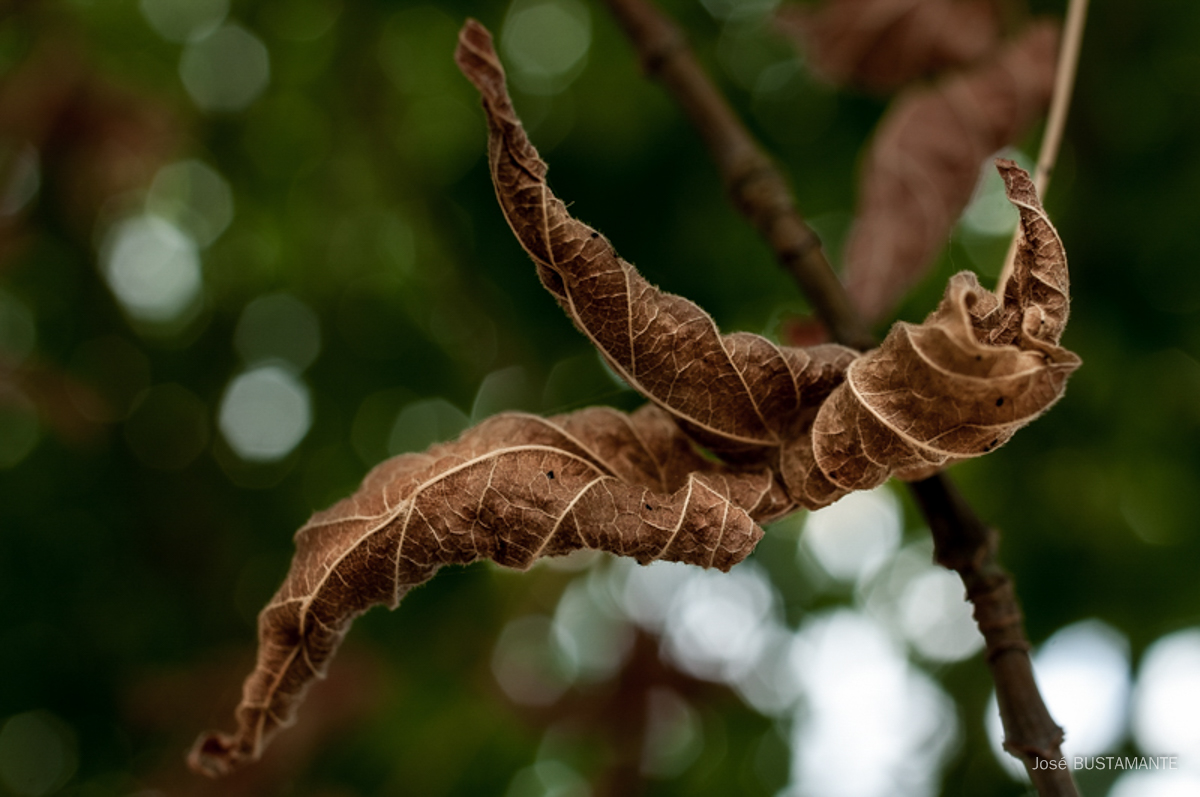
(456, 20, 1077, 502)
(776, 0, 1001, 93)
(189, 405, 789, 776)
(190, 23, 1080, 778)
(843, 22, 1059, 323)
(455, 18, 857, 477)
(810, 158, 1080, 490)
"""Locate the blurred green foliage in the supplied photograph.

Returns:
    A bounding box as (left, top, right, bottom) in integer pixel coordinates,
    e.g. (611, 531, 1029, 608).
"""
(0, 0, 1198, 795)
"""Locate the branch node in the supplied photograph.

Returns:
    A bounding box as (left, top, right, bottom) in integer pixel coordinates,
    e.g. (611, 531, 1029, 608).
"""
(1006, 735, 1068, 763)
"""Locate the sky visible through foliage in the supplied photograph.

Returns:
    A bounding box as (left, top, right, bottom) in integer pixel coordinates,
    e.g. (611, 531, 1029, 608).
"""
(1, 1, 1199, 796)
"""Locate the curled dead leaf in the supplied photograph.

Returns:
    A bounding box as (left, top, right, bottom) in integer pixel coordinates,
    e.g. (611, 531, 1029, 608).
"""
(190, 21, 1079, 778)
(776, 0, 1001, 93)
(812, 159, 1080, 489)
(188, 405, 788, 776)
(843, 21, 1059, 323)
(455, 18, 859, 499)
(455, 20, 1076, 503)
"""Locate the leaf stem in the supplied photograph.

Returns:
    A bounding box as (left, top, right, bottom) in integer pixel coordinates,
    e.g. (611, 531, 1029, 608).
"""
(601, 0, 1081, 793)
(998, 0, 1090, 290)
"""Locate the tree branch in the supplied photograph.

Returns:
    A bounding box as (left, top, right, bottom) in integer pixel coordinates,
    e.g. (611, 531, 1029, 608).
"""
(600, 0, 874, 352)
(909, 476, 1077, 794)
(601, 0, 1080, 793)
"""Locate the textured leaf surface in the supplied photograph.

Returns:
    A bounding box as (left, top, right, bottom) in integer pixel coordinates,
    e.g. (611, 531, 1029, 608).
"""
(813, 159, 1080, 489)
(776, 0, 1000, 93)
(455, 18, 857, 482)
(189, 405, 789, 776)
(189, 23, 1079, 778)
(455, 20, 1076, 500)
(843, 22, 1058, 322)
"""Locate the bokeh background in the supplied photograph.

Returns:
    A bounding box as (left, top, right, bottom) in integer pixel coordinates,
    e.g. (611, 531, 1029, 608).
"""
(1, 0, 1198, 795)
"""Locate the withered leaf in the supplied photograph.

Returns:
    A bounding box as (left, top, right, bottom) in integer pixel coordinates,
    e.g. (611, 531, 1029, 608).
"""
(776, 0, 1001, 93)
(809, 159, 1080, 490)
(455, 18, 858, 473)
(189, 405, 789, 777)
(190, 23, 1079, 778)
(458, 20, 1077, 500)
(843, 22, 1059, 323)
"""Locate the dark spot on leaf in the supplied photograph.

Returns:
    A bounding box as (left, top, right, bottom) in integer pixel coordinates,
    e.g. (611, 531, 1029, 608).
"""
(995, 397, 1004, 407)
(975, 355, 982, 361)
(547, 471, 554, 479)
(645, 503, 652, 510)
(590, 232, 598, 238)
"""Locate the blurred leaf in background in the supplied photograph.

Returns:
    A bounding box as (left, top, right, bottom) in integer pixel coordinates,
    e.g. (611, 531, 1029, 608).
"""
(1, 1, 1199, 796)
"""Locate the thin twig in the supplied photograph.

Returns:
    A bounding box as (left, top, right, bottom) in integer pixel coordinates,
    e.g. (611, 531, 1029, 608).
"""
(601, 0, 1080, 793)
(998, 0, 1090, 290)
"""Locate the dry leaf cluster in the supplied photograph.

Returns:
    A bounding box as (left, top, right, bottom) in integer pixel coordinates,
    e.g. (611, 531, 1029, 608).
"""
(843, 22, 1059, 321)
(189, 18, 1078, 778)
(779, 0, 1061, 322)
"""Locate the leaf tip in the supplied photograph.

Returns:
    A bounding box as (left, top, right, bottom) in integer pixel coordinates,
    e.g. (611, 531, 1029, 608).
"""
(454, 19, 505, 96)
(455, 18, 489, 55)
(994, 157, 1033, 197)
